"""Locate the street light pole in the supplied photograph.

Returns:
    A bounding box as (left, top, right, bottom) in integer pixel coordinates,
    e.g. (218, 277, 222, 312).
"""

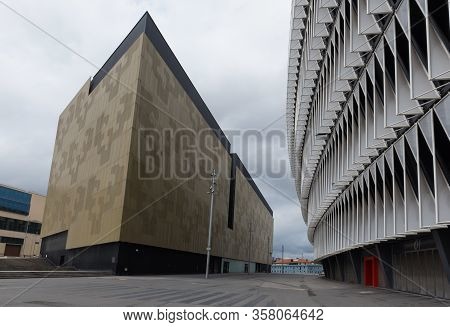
(205, 169, 217, 279)
(248, 221, 252, 275)
(282, 245, 284, 275)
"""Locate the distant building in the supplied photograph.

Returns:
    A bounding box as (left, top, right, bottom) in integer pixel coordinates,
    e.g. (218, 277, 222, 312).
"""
(273, 258, 312, 265)
(271, 258, 323, 275)
(40, 12, 274, 275)
(0, 184, 46, 257)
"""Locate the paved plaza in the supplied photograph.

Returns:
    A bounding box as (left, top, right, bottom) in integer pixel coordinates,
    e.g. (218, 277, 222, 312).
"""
(0, 274, 448, 307)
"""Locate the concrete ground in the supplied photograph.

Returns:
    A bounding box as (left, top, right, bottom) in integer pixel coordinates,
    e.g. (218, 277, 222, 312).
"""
(0, 274, 448, 307)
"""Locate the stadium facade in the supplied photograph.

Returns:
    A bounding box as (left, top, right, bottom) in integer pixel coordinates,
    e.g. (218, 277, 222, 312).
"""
(41, 13, 273, 275)
(287, 0, 450, 298)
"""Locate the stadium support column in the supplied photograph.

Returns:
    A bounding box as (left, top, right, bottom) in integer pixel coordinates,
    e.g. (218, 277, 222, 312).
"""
(335, 254, 345, 282)
(323, 258, 334, 279)
(321, 258, 330, 278)
(375, 243, 394, 289)
(348, 250, 361, 284)
(432, 228, 450, 283)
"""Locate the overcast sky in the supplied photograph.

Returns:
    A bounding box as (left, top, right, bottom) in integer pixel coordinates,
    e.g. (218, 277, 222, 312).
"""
(0, 0, 312, 259)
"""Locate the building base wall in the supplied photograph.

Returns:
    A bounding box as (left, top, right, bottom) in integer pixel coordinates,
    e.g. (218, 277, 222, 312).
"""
(41, 232, 120, 272)
(320, 232, 450, 299)
(115, 242, 222, 275)
(41, 232, 268, 275)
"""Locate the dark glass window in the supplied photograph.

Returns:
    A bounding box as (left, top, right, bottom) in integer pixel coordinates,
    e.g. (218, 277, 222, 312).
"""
(0, 186, 31, 215)
(0, 236, 24, 245)
(27, 222, 42, 235)
(0, 216, 41, 234)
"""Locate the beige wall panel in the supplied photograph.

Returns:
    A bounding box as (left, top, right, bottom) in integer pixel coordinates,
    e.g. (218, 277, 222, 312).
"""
(120, 35, 272, 264)
(0, 243, 5, 256)
(0, 229, 28, 239)
(65, 156, 129, 249)
(29, 194, 46, 223)
(41, 36, 144, 248)
(0, 210, 28, 221)
(120, 36, 232, 257)
(22, 234, 41, 257)
(42, 31, 273, 264)
(233, 169, 274, 264)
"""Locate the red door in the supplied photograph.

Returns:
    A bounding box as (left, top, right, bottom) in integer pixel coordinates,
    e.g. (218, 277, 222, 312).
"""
(363, 256, 379, 287)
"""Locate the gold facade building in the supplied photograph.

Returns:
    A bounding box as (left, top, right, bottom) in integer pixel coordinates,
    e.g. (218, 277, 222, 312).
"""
(41, 13, 274, 274)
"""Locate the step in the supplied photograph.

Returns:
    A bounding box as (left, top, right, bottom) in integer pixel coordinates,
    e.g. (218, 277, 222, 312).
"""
(0, 257, 58, 271)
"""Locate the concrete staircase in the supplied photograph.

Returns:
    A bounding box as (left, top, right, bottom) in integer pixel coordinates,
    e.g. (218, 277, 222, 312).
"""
(0, 257, 70, 271)
(0, 257, 110, 279)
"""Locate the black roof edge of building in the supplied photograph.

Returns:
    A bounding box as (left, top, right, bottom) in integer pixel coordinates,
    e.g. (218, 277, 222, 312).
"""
(88, 12, 273, 216)
(90, 12, 231, 152)
(232, 153, 273, 216)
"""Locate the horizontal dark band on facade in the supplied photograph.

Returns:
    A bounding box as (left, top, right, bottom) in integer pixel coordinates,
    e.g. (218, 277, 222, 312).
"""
(41, 233, 270, 275)
(227, 155, 237, 229)
(88, 12, 272, 215)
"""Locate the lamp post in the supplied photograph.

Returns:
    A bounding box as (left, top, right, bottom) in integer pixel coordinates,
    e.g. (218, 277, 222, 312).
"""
(205, 169, 216, 279)
(248, 221, 253, 275)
